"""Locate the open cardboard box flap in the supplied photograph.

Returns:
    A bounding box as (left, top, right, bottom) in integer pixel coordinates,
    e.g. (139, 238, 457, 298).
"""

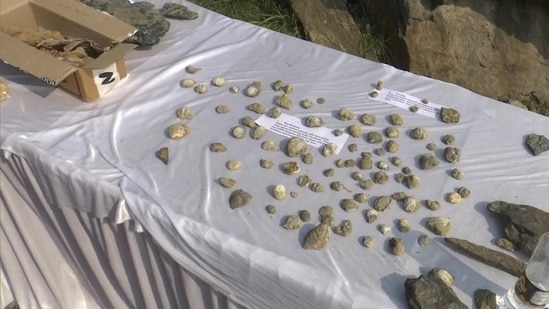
(0, 0, 137, 86)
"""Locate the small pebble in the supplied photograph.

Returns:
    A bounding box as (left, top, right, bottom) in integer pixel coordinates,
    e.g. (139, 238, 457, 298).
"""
(447, 192, 462, 204)
(362, 236, 375, 248)
(299, 210, 311, 222)
(389, 237, 405, 256)
(266, 205, 277, 214)
(282, 215, 301, 230)
(418, 234, 433, 247)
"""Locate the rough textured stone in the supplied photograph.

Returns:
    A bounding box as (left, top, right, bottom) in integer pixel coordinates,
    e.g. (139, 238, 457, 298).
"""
(487, 200, 549, 256)
(362, 0, 549, 102)
(79, 0, 170, 46)
(405, 273, 468, 309)
(160, 3, 198, 20)
(474, 289, 497, 309)
(526, 133, 549, 156)
(288, 0, 363, 57)
(444, 237, 526, 277)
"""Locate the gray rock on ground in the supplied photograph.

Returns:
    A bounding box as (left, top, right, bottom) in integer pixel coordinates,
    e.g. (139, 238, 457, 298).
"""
(474, 289, 497, 309)
(487, 201, 549, 256)
(405, 273, 468, 309)
(79, 0, 171, 46)
(526, 133, 549, 156)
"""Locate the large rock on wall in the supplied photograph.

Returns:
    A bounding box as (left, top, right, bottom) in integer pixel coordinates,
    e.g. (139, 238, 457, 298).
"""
(363, 0, 549, 102)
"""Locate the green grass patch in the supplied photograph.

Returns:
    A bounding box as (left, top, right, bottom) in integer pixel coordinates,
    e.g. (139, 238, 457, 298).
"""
(188, 0, 305, 38)
(521, 97, 549, 117)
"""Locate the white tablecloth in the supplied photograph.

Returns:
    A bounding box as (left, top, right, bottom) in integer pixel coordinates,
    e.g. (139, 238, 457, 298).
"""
(1, 1, 548, 308)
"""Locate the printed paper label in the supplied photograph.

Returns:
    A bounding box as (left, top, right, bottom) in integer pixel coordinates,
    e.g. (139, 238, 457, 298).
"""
(92, 63, 120, 96)
(255, 114, 349, 154)
(371, 88, 444, 118)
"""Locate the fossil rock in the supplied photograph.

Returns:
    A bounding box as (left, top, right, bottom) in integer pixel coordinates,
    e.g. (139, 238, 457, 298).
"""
(398, 218, 411, 233)
(428, 268, 455, 287)
(374, 195, 393, 212)
(333, 220, 353, 237)
(323, 168, 335, 177)
(451, 168, 464, 180)
(226, 160, 242, 170)
(309, 183, 325, 193)
(210, 142, 227, 152)
(250, 126, 266, 139)
(248, 102, 265, 114)
(426, 200, 441, 211)
(391, 192, 407, 201)
(386, 140, 399, 153)
(418, 234, 432, 247)
(348, 124, 363, 137)
(378, 224, 391, 234)
(366, 131, 383, 143)
(322, 143, 338, 157)
(385, 126, 400, 138)
(168, 123, 190, 139)
(419, 153, 440, 170)
(457, 187, 470, 198)
(440, 107, 461, 123)
(297, 175, 311, 187)
(404, 274, 468, 309)
(360, 113, 376, 125)
(241, 116, 257, 128)
(276, 94, 292, 109)
(282, 161, 300, 175)
(410, 127, 428, 140)
(389, 237, 405, 255)
(179, 78, 195, 88)
(306, 115, 324, 127)
(211, 76, 225, 87)
(155, 147, 169, 165)
(447, 192, 462, 204)
(194, 84, 207, 94)
(487, 201, 549, 256)
(229, 189, 252, 209)
(299, 210, 311, 222)
(496, 238, 516, 252)
(286, 137, 307, 157)
(231, 126, 246, 139)
(261, 140, 279, 151)
(442, 134, 455, 145)
(272, 184, 287, 200)
(215, 105, 230, 114)
(403, 197, 420, 213)
(365, 209, 379, 223)
(259, 159, 273, 169)
(474, 289, 497, 309)
(265, 205, 276, 214)
(373, 171, 389, 184)
(303, 223, 331, 250)
(444, 147, 461, 163)
(301, 153, 313, 165)
(358, 156, 373, 170)
(245, 81, 262, 97)
(79, 0, 170, 46)
(444, 237, 526, 277)
(301, 99, 313, 109)
(526, 133, 549, 156)
(340, 199, 359, 212)
(159, 3, 198, 20)
(359, 179, 374, 190)
(337, 108, 354, 120)
(362, 236, 375, 248)
(319, 205, 334, 216)
(427, 217, 451, 236)
(403, 175, 421, 189)
(282, 215, 301, 230)
(389, 113, 403, 125)
(218, 177, 236, 188)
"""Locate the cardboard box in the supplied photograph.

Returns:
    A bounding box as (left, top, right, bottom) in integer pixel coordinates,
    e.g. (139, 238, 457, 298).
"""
(0, 0, 137, 102)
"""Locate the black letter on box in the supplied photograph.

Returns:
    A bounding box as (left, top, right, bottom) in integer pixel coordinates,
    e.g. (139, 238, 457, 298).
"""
(98, 72, 115, 85)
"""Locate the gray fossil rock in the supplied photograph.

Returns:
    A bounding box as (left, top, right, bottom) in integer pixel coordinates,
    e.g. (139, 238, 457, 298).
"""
(526, 133, 549, 156)
(487, 201, 549, 256)
(79, 0, 170, 46)
(474, 289, 497, 309)
(160, 3, 198, 20)
(405, 273, 468, 309)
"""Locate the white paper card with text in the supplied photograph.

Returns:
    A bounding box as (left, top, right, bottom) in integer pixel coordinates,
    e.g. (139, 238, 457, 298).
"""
(371, 88, 444, 118)
(255, 114, 349, 154)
